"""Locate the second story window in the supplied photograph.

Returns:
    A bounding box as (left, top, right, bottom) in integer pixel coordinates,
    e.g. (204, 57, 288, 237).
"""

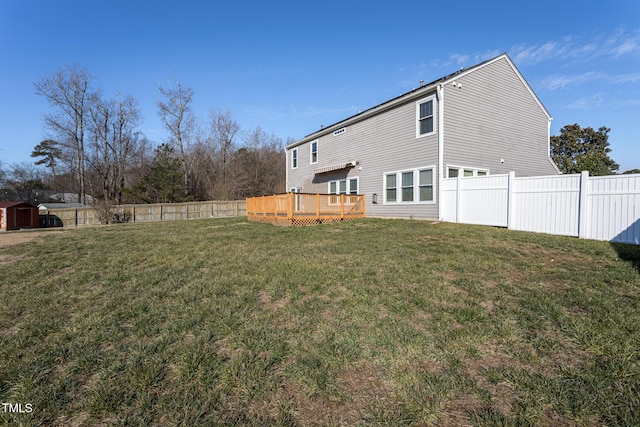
(416, 97, 435, 137)
(310, 141, 318, 164)
(291, 148, 298, 169)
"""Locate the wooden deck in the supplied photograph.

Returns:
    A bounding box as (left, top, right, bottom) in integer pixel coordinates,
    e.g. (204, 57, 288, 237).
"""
(246, 193, 366, 226)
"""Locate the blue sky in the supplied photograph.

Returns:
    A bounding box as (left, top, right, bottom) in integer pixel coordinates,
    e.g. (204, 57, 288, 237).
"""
(1, 0, 639, 172)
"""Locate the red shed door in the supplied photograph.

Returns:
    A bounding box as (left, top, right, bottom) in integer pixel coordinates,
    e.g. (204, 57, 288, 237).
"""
(16, 208, 34, 228)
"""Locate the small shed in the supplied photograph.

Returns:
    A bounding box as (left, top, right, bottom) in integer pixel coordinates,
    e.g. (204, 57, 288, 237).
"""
(0, 202, 40, 231)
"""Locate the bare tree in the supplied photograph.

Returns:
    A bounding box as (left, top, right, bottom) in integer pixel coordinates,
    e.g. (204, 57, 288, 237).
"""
(34, 65, 92, 204)
(208, 110, 240, 199)
(5, 162, 46, 203)
(238, 127, 286, 197)
(0, 160, 6, 199)
(157, 81, 195, 197)
(87, 93, 142, 203)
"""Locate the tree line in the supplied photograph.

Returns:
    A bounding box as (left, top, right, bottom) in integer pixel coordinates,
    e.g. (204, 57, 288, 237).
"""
(1, 67, 638, 205)
(0, 65, 287, 204)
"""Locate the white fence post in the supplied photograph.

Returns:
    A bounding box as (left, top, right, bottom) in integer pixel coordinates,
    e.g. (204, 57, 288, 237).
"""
(507, 171, 515, 230)
(456, 174, 462, 223)
(578, 171, 589, 240)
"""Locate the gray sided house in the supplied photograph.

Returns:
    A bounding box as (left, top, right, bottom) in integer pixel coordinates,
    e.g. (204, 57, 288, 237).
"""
(285, 53, 559, 220)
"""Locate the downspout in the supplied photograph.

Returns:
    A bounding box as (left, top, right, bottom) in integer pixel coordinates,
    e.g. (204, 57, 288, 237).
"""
(285, 149, 289, 192)
(547, 117, 561, 174)
(437, 84, 445, 220)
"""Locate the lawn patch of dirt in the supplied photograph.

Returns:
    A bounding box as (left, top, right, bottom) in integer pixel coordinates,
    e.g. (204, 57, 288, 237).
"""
(0, 229, 66, 249)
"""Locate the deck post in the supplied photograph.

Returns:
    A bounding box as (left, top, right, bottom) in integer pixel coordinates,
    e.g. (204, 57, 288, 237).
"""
(316, 194, 320, 219)
(340, 194, 345, 219)
(287, 193, 293, 221)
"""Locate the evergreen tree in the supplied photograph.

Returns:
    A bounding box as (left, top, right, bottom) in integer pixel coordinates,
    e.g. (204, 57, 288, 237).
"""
(551, 124, 619, 176)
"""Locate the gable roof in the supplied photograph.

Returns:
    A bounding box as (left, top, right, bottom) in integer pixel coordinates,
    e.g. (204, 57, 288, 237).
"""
(287, 53, 550, 149)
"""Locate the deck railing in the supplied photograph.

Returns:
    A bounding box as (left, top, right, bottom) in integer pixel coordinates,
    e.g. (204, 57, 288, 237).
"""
(246, 193, 366, 226)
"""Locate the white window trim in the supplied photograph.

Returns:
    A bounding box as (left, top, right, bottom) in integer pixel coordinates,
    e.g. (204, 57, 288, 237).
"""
(291, 148, 298, 169)
(383, 166, 436, 205)
(446, 165, 489, 178)
(415, 96, 436, 139)
(310, 140, 318, 164)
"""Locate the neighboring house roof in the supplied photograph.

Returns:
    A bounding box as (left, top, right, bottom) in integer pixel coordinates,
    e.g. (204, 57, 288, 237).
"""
(287, 53, 550, 149)
(0, 202, 37, 208)
(38, 203, 87, 210)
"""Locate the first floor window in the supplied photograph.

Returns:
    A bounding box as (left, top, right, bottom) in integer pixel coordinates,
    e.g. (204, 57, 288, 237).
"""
(447, 166, 489, 178)
(328, 177, 359, 195)
(419, 169, 433, 201)
(328, 177, 358, 204)
(384, 166, 435, 203)
(349, 178, 358, 194)
(402, 172, 414, 202)
(385, 174, 397, 202)
(339, 179, 347, 194)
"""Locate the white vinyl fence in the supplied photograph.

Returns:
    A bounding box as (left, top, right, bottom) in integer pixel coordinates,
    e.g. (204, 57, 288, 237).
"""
(441, 171, 640, 245)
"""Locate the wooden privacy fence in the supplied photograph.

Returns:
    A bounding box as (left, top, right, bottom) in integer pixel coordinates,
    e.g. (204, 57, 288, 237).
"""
(441, 171, 640, 245)
(246, 193, 366, 226)
(39, 200, 246, 227)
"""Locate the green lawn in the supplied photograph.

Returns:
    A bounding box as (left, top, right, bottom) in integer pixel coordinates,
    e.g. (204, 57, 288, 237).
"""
(1, 218, 639, 426)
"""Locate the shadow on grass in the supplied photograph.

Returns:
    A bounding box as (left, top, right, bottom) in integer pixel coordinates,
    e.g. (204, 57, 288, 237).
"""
(611, 218, 640, 273)
(611, 242, 640, 274)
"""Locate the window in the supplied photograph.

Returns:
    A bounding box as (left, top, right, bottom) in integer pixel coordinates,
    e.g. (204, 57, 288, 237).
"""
(291, 148, 298, 169)
(328, 177, 358, 195)
(385, 174, 397, 202)
(416, 97, 435, 137)
(384, 166, 435, 204)
(328, 177, 358, 204)
(402, 172, 414, 202)
(349, 178, 358, 194)
(339, 179, 346, 194)
(419, 169, 433, 202)
(446, 166, 489, 178)
(310, 141, 318, 164)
